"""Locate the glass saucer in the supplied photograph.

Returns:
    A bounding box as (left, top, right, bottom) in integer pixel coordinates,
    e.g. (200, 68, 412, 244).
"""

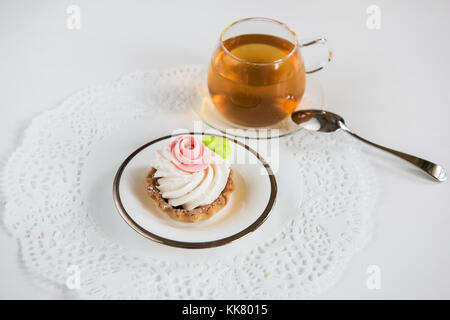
(191, 76, 326, 139)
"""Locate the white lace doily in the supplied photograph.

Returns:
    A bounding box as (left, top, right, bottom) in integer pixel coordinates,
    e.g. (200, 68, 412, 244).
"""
(0, 66, 377, 299)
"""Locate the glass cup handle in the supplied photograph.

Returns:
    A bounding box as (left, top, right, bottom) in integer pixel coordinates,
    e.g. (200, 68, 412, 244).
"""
(299, 37, 332, 74)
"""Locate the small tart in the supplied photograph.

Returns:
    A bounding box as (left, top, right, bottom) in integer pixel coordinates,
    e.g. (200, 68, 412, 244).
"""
(146, 168, 234, 222)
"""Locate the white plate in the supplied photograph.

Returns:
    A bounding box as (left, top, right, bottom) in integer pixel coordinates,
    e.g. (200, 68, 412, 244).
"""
(113, 133, 277, 248)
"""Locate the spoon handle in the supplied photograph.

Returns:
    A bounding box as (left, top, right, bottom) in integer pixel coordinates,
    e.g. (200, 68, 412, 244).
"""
(339, 123, 447, 182)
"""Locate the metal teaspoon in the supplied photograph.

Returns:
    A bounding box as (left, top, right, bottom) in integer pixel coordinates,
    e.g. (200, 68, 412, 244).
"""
(291, 109, 447, 182)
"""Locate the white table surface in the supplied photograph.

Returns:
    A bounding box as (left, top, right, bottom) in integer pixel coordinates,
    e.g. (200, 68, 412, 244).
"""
(1, 0, 449, 299)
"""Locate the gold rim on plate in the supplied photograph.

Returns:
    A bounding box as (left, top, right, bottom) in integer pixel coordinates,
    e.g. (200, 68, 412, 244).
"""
(113, 132, 277, 249)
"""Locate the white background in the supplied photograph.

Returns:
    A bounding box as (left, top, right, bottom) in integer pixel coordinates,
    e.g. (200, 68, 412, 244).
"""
(1, 0, 449, 299)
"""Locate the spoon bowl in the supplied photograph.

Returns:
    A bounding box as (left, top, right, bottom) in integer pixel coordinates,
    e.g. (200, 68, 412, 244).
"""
(291, 109, 344, 132)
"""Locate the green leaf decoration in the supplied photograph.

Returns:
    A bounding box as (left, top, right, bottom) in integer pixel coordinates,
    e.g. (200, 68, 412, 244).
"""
(202, 136, 231, 159)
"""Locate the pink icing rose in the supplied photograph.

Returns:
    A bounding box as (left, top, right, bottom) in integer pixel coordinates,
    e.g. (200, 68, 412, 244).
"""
(170, 135, 211, 173)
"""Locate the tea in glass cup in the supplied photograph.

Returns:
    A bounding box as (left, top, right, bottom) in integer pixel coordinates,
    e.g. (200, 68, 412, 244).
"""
(208, 17, 330, 127)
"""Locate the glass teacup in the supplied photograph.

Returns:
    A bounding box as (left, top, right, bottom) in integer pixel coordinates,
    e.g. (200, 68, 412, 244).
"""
(207, 17, 331, 128)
